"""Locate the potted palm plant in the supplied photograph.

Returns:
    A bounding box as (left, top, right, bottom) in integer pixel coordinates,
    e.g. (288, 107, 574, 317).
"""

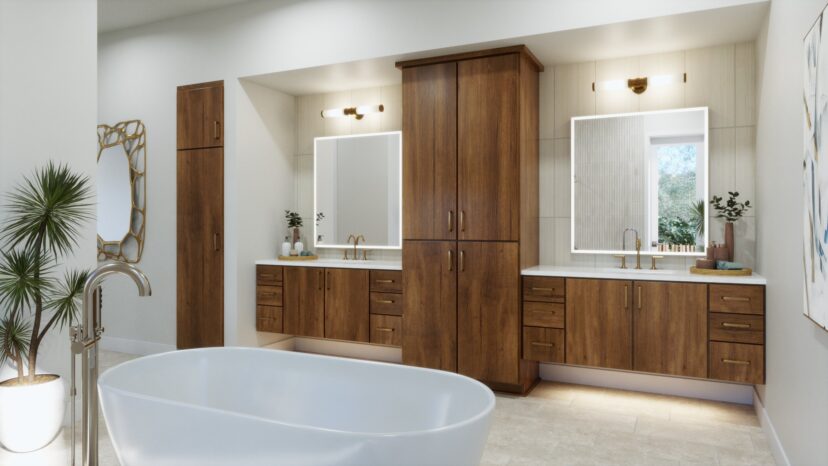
(0, 162, 91, 452)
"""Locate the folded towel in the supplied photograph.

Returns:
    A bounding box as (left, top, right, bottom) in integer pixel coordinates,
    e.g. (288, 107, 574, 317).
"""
(717, 261, 744, 270)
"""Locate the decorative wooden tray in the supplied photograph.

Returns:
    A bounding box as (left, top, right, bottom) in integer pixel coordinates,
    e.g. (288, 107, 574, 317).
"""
(689, 267, 753, 276)
(277, 255, 319, 261)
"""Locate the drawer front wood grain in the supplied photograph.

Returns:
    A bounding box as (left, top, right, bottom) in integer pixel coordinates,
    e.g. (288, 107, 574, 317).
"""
(709, 341, 764, 384)
(370, 270, 403, 293)
(523, 301, 565, 328)
(523, 276, 565, 302)
(256, 265, 283, 286)
(370, 292, 403, 316)
(709, 285, 764, 315)
(370, 314, 402, 346)
(256, 285, 283, 307)
(709, 313, 764, 345)
(256, 306, 283, 333)
(523, 327, 564, 363)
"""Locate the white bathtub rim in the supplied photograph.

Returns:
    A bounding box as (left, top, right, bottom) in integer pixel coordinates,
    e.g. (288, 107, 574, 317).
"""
(98, 347, 496, 438)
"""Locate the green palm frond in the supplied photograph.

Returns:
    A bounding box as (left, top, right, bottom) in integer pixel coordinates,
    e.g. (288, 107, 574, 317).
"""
(0, 314, 31, 367)
(0, 248, 53, 313)
(43, 269, 88, 332)
(2, 161, 92, 258)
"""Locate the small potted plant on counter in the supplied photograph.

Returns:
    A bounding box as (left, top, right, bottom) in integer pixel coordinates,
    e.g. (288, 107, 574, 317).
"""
(710, 191, 752, 261)
(284, 210, 303, 253)
(0, 162, 91, 452)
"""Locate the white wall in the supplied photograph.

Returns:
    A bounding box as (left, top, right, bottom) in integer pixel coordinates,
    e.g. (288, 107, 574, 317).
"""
(0, 0, 97, 408)
(754, 1, 828, 463)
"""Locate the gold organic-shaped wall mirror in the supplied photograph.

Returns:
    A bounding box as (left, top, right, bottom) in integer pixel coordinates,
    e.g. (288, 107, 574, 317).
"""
(97, 120, 146, 263)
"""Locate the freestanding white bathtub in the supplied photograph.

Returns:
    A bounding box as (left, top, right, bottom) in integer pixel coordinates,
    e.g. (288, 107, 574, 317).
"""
(98, 347, 495, 466)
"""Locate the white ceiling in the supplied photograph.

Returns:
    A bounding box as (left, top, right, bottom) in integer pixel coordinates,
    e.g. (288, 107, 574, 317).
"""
(98, 0, 256, 33)
(246, 2, 768, 96)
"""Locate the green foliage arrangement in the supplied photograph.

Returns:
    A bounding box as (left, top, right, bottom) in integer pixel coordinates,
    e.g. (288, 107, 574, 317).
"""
(0, 162, 92, 384)
(284, 210, 303, 229)
(710, 192, 752, 223)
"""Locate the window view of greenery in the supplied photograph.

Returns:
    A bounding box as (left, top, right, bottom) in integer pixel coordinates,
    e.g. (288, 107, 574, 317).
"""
(656, 143, 702, 246)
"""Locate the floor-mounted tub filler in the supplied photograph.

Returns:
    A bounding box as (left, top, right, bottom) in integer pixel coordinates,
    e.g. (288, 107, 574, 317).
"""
(98, 347, 495, 466)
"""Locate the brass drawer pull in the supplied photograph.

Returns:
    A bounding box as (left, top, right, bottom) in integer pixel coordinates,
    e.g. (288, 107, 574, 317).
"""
(722, 296, 750, 302)
(375, 279, 395, 284)
(637, 286, 642, 310)
(530, 287, 556, 292)
(214, 121, 221, 139)
(448, 249, 454, 271)
(448, 210, 454, 232)
(375, 327, 395, 332)
(459, 210, 465, 232)
(721, 358, 751, 365)
(376, 299, 396, 304)
(722, 322, 751, 329)
(530, 342, 557, 348)
(531, 308, 558, 314)
(624, 285, 629, 309)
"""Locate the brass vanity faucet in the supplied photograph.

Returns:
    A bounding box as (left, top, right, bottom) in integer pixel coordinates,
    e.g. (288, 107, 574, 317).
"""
(619, 228, 642, 270)
(345, 234, 366, 260)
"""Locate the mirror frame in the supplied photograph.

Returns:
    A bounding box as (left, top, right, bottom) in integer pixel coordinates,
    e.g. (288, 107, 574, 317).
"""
(313, 130, 403, 250)
(569, 107, 709, 257)
(97, 120, 147, 263)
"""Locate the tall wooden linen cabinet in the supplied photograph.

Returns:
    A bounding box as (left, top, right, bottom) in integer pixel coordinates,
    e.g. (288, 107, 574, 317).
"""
(176, 80, 224, 349)
(398, 46, 542, 393)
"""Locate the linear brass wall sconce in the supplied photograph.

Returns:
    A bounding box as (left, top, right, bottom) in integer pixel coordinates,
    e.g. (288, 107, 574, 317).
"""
(321, 104, 384, 120)
(592, 73, 686, 94)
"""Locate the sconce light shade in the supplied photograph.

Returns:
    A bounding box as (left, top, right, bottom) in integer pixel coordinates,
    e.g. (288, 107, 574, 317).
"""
(627, 77, 648, 94)
(321, 104, 385, 120)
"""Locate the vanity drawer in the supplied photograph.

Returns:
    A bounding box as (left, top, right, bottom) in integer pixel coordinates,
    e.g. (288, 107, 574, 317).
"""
(256, 285, 283, 307)
(256, 306, 283, 333)
(370, 270, 402, 293)
(709, 341, 764, 384)
(522, 327, 564, 363)
(709, 313, 764, 345)
(523, 277, 565, 303)
(370, 292, 403, 316)
(256, 265, 283, 286)
(523, 302, 565, 328)
(709, 285, 764, 315)
(370, 314, 402, 346)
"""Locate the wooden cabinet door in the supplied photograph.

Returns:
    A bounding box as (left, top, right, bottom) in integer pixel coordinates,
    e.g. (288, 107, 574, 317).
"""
(566, 278, 632, 370)
(402, 63, 457, 240)
(402, 241, 457, 371)
(177, 147, 224, 348)
(324, 268, 369, 342)
(458, 55, 519, 241)
(177, 81, 223, 150)
(633, 281, 707, 378)
(283, 267, 325, 338)
(457, 242, 520, 385)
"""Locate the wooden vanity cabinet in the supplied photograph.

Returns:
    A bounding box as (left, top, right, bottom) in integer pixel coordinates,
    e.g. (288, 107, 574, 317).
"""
(283, 267, 325, 338)
(324, 269, 370, 343)
(566, 278, 633, 370)
(177, 81, 223, 150)
(255, 265, 283, 333)
(633, 281, 707, 378)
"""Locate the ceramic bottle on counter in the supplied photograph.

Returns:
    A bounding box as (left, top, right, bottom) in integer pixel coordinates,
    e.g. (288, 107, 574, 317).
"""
(281, 236, 291, 257)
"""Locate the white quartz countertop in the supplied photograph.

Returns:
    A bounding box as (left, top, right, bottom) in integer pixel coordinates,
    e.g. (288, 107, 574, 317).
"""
(256, 258, 402, 271)
(521, 265, 767, 285)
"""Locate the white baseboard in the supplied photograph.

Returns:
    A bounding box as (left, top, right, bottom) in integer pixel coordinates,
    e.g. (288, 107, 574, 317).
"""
(753, 390, 790, 466)
(539, 363, 755, 404)
(99, 335, 176, 355)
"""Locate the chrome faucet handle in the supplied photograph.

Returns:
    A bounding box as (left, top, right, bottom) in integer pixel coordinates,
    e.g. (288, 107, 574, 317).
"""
(613, 254, 627, 269)
(651, 255, 664, 270)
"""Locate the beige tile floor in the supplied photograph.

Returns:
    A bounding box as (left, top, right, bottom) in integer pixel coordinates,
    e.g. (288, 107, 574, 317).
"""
(0, 351, 775, 466)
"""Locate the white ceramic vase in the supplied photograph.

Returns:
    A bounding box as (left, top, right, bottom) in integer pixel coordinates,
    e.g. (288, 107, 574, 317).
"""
(0, 372, 65, 452)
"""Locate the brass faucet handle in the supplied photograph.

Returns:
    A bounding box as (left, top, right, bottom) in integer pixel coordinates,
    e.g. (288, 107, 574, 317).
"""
(650, 255, 664, 270)
(613, 254, 627, 269)
(635, 238, 642, 251)
(343, 249, 349, 260)
(362, 249, 368, 260)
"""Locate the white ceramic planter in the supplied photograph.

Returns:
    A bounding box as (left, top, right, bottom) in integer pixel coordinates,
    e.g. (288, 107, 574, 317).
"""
(0, 374, 65, 452)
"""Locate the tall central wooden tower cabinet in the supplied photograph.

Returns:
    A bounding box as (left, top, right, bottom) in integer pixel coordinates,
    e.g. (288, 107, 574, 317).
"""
(398, 46, 542, 393)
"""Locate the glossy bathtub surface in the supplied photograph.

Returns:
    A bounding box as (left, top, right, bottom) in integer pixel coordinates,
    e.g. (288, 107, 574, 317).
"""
(98, 347, 495, 466)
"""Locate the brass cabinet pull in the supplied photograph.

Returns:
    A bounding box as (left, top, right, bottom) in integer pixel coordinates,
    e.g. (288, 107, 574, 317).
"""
(375, 279, 395, 284)
(214, 121, 221, 140)
(459, 250, 465, 272)
(326, 270, 331, 290)
(448, 210, 454, 232)
(721, 358, 751, 365)
(375, 327, 394, 332)
(636, 286, 642, 310)
(448, 249, 454, 271)
(530, 342, 557, 348)
(531, 287, 555, 292)
(213, 233, 220, 251)
(624, 285, 629, 309)
(459, 210, 465, 232)
(318, 270, 323, 291)
(376, 299, 395, 304)
(722, 322, 751, 329)
(722, 296, 750, 302)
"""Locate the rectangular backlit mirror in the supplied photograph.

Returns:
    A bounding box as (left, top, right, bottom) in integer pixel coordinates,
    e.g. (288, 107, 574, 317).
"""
(571, 107, 708, 256)
(314, 131, 402, 250)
